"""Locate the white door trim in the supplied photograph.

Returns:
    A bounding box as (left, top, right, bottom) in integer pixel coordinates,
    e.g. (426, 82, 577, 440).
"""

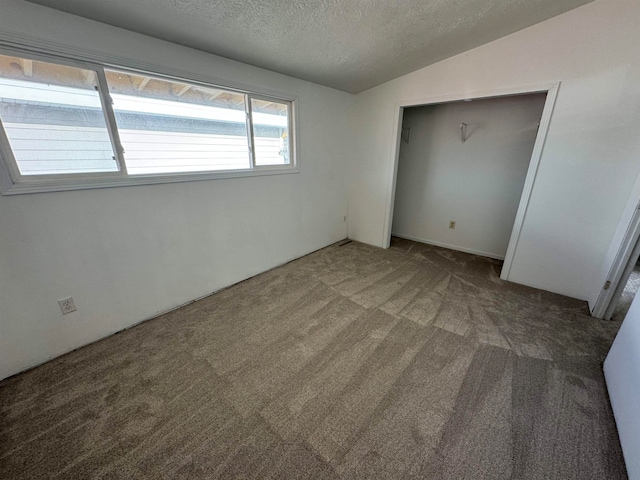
(604, 230, 640, 320)
(591, 183, 640, 318)
(381, 81, 560, 284)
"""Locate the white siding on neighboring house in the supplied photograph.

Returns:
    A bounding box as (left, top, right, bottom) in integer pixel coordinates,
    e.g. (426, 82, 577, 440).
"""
(118, 129, 251, 174)
(4, 123, 116, 174)
(4, 123, 285, 174)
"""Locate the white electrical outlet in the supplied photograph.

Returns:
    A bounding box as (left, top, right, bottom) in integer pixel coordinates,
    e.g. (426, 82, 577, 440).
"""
(58, 297, 77, 315)
(449, 221, 456, 229)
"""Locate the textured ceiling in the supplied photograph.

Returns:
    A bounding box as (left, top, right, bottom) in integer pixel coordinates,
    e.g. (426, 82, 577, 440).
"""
(25, 0, 593, 93)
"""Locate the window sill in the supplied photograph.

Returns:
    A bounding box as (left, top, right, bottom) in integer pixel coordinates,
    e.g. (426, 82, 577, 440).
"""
(0, 165, 299, 195)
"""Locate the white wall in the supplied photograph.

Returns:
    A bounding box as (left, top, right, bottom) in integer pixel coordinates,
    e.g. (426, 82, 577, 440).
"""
(0, 1, 354, 380)
(604, 293, 640, 479)
(392, 94, 546, 259)
(348, 0, 640, 302)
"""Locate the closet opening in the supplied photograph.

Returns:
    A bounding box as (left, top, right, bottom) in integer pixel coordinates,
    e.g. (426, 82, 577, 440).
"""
(383, 84, 559, 282)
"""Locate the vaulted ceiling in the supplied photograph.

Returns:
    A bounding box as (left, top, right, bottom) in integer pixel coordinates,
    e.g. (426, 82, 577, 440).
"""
(26, 0, 593, 93)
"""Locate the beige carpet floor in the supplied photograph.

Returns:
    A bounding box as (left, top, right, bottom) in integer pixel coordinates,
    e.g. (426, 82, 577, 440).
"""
(0, 237, 627, 479)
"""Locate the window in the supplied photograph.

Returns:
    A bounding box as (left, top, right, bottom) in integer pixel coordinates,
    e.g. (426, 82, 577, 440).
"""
(0, 55, 119, 176)
(105, 70, 251, 175)
(250, 98, 291, 166)
(0, 51, 296, 194)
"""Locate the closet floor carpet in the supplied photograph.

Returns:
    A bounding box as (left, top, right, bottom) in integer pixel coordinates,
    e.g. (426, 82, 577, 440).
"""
(0, 237, 627, 479)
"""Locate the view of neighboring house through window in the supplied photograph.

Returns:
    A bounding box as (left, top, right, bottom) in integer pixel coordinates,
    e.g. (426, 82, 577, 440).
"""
(250, 98, 290, 166)
(0, 54, 119, 175)
(104, 70, 252, 174)
(0, 51, 295, 193)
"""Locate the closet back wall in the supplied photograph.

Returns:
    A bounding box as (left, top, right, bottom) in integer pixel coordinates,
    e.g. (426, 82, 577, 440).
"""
(392, 94, 546, 259)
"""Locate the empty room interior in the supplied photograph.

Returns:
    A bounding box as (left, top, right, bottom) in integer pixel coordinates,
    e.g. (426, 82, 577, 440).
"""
(1, 0, 639, 478)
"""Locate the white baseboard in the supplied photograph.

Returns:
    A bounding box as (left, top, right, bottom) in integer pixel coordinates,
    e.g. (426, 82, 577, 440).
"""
(391, 233, 505, 260)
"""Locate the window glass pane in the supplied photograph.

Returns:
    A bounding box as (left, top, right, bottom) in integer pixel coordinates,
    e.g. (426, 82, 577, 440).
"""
(105, 70, 250, 175)
(251, 99, 290, 166)
(0, 54, 118, 175)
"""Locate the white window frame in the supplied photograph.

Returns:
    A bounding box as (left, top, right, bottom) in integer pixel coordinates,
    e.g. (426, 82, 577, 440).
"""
(0, 47, 298, 195)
